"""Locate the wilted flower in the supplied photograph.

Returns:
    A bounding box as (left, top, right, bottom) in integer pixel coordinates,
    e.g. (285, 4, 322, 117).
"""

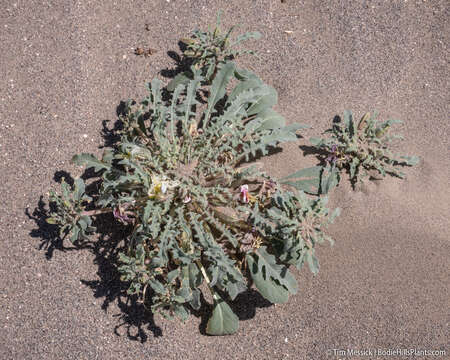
(326, 144, 338, 165)
(113, 204, 133, 224)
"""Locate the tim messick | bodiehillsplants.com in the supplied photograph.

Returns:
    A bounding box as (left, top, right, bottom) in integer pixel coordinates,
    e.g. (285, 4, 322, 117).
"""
(330, 348, 446, 357)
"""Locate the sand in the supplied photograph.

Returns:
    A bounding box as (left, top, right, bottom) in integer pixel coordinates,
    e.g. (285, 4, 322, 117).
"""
(1, 1, 448, 359)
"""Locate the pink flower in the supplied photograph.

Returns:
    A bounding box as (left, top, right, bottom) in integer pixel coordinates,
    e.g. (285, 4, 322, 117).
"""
(240, 184, 249, 203)
(183, 195, 191, 204)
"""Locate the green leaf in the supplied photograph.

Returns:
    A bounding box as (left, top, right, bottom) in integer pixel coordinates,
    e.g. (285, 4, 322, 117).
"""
(400, 155, 419, 166)
(234, 68, 259, 81)
(349, 157, 360, 179)
(167, 72, 191, 92)
(72, 153, 109, 172)
(169, 84, 184, 141)
(70, 225, 80, 243)
(142, 200, 152, 224)
(190, 263, 203, 287)
(329, 207, 341, 223)
(149, 78, 162, 115)
(231, 31, 262, 46)
(226, 280, 246, 301)
(283, 179, 320, 195)
(189, 289, 201, 310)
(343, 110, 354, 137)
(309, 137, 325, 147)
(78, 215, 91, 231)
(246, 246, 298, 304)
(246, 85, 277, 116)
(255, 109, 286, 130)
(203, 62, 236, 126)
(281, 166, 322, 181)
(149, 279, 166, 294)
(167, 269, 179, 283)
(280, 166, 322, 194)
(174, 304, 189, 321)
(46, 217, 57, 224)
(321, 165, 340, 194)
(102, 149, 114, 163)
(182, 76, 201, 131)
(306, 250, 319, 275)
(61, 179, 70, 199)
(228, 77, 263, 103)
(206, 292, 239, 335)
(282, 123, 309, 133)
(73, 178, 85, 201)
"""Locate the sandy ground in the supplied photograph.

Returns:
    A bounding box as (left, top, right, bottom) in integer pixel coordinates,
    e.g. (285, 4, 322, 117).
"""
(0, 1, 448, 359)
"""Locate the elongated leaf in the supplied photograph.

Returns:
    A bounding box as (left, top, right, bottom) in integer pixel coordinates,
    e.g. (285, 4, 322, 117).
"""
(281, 166, 322, 181)
(73, 178, 85, 201)
(349, 157, 360, 179)
(343, 109, 353, 136)
(399, 155, 419, 166)
(255, 109, 286, 130)
(167, 72, 191, 92)
(190, 289, 201, 310)
(61, 179, 70, 199)
(206, 292, 239, 335)
(182, 77, 201, 131)
(149, 78, 162, 115)
(228, 77, 263, 103)
(281, 123, 309, 133)
(306, 250, 319, 275)
(78, 215, 91, 231)
(309, 137, 325, 147)
(70, 225, 80, 243)
(173, 304, 189, 321)
(283, 179, 321, 195)
(170, 84, 184, 141)
(280, 166, 322, 194)
(72, 153, 109, 172)
(321, 165, 340, 194)
(234, 68, 259, 81)
(246, 85, 277, 116)
(329, 207, 341, 223)
(246, 246, 297, 304)
(231, 31, 262, 46)
(203, 62, 236, 126)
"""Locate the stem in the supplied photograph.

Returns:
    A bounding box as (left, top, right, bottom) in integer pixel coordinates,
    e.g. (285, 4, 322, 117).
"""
(195, 259, 211, 285)
(81, 208, 113, 216)
(195, 259, 222, 302)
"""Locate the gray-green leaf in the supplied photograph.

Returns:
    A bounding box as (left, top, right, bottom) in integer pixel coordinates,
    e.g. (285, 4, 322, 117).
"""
(203, 62, 236, 126)
(206, 292, 239, 336)
(246, 246, 298, 304)
(72, 153, 109, 172)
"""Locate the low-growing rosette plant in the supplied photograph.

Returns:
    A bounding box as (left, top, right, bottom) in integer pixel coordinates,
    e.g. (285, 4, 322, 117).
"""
(310, 110, 419, 190)
(43, 17, 419, 336)
(46, 52, 339, 334)
(167, 11, 261, 90)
